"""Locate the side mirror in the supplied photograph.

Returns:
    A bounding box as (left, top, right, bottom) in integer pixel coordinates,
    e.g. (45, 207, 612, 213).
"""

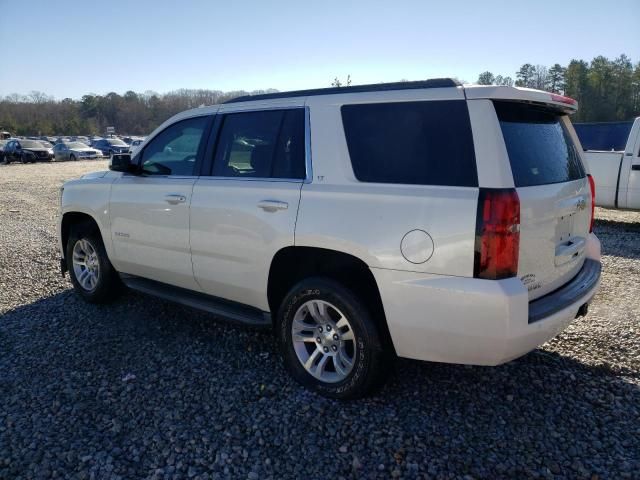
(109, 153, 138, 174)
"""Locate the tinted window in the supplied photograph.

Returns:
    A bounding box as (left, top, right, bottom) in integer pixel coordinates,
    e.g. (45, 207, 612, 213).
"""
(341, 100, 477, 186)
(212, 109, 305, 179)
(141, 116, 208, 176)
(495, 101, 586, 187)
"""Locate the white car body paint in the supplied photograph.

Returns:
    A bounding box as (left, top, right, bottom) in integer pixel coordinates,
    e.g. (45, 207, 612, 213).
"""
(59, 83, 601, 365)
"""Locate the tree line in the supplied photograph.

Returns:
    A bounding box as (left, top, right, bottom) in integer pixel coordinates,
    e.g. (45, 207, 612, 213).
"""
(1, 54, 638, 136)
(0, 88, 276, 136)
(477, 54, 640, 122)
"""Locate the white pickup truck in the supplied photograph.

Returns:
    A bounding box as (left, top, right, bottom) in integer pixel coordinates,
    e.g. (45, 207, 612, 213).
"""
(579, 117, 640, 211)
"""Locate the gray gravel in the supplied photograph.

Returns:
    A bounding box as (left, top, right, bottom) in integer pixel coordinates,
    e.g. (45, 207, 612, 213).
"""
(1, 160, 639, 479)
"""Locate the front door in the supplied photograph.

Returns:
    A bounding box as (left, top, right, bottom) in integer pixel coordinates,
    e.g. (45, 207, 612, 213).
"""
(109, 114, 211, 290)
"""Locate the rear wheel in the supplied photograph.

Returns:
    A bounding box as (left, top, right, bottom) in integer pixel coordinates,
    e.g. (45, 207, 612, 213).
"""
(277, 277, 390, 399)
(70, 154, 76, 161)
(66, 225, 122, 303)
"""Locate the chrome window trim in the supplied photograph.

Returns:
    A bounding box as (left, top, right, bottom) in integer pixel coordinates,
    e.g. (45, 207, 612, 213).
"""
(196, 176, 304, 183)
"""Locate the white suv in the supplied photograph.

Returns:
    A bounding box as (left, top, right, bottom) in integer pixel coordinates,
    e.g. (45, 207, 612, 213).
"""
(58, 79, 601, 399)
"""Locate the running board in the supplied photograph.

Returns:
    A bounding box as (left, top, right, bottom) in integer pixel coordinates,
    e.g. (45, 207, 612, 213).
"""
(121, 275, 271, 328)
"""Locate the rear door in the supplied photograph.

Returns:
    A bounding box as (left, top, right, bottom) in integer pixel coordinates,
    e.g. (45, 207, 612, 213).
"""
(494, 101, 591, 300)
(190, 106, 307, 311)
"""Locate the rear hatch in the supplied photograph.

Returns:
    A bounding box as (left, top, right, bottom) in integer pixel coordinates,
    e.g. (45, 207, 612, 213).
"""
(494, 101, 591, 300)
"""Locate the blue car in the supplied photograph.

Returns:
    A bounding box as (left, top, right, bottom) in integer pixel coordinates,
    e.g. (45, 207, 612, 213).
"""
(93, 138, 130, 156)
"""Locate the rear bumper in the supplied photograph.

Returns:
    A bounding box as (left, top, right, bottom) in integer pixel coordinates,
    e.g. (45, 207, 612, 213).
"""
(372, 233, 601, 365)
(528, 259, 601, 323)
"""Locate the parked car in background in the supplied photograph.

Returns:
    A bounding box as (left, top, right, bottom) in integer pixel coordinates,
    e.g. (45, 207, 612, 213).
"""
(1, 131, 11, 140)
(128, 137, 146, 155)
(53, 142, 102, 161)
(576, 117, 640, 211)
(93, 137, 130, 156)
(39, 141, 55, 158)
(0, 139, 8, 161)
(59, 79, 601, 399)
(3, 138, 53, 163)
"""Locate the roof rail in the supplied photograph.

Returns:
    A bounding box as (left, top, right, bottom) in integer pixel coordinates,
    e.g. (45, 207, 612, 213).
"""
(224, 78, 461, 104)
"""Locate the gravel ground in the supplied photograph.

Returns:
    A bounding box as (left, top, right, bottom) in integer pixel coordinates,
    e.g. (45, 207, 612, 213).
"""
(1, 160, 639, 480)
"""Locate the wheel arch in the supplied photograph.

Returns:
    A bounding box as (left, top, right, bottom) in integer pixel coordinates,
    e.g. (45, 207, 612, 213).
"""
(60, 211, 102, 259)
(267, 246, 395, 354)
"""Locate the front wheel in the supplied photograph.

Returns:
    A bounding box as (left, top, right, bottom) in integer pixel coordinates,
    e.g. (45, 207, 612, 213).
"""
(66, 225, 122, 303)
(277, 277, 390, 399)
(70, 154, 76, 161)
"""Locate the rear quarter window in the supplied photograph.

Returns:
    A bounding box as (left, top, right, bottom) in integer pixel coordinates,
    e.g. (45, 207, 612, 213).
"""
(494, 101, 586, 187)
(341, 100, 478, 187)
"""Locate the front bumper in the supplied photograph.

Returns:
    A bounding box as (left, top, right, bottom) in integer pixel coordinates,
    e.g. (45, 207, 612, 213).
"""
(372, 233, 602, 366)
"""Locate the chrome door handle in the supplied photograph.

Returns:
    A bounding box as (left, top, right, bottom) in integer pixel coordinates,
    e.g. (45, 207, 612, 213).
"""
(257, 200, 288, 212)
(164, 194, 187, 204)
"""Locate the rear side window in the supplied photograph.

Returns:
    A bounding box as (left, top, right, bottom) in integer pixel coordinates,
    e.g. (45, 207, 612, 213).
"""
(212, 109, 305, 179)
(341, 100, 477, 187)
(495, 101, 586, 187)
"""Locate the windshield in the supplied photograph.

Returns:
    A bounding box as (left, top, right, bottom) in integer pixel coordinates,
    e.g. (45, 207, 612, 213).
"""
(20, 140, 43, 148)
(107, 138, 127, 146)
(68, 142, 88, 149)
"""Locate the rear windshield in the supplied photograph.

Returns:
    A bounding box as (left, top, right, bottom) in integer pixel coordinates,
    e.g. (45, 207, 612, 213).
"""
(341, 100, 478, 187)
(495, 101, 585, 187)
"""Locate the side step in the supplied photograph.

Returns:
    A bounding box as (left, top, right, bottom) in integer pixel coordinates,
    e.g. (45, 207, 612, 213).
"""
(121, 275, 271, 328)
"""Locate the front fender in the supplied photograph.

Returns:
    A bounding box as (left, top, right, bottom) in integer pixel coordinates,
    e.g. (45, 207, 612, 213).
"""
(59, 175, 117, 261)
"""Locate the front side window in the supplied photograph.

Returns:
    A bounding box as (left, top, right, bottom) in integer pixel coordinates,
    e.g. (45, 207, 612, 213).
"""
(212, 109, 305, 179)
(140, 116, 208, 176)
(341, 100, 478, 187)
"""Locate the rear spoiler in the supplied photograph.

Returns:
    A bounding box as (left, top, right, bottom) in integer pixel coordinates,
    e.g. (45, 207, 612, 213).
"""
(464, 85, 578, 114)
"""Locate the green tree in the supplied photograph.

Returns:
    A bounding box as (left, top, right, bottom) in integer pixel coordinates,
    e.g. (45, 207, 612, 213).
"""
(515, 64, 535, 87)
(548, 64, 566, 93)
(564, 60, 590, 121)
(477, 71, 495, 85)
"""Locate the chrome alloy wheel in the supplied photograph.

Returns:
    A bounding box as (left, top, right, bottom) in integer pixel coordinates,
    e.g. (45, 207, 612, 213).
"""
(291, 299, 357, 383)
(72, 238, 100, 291)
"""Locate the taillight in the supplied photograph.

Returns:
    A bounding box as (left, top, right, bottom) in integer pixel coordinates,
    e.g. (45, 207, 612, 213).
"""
(473, 188, 520, 280)
(588, 174, 595, 233)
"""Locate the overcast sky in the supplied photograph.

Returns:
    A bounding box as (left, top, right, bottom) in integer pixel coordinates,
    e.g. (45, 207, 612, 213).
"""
(1, 0, 639, 99)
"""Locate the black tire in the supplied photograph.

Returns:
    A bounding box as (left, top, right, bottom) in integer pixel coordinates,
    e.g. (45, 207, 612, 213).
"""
(20, 154, 26, 164)
(70, 154, 76, 161)
(277, 277, 390, 399)
(66, 224, 122, 303)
